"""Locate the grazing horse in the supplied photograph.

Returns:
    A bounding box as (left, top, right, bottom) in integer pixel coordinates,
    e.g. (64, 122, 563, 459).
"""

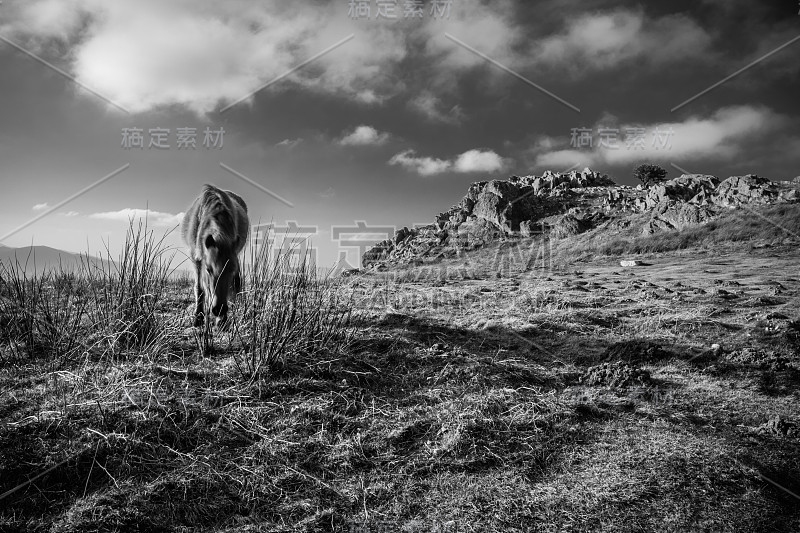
(181, 184, 248, 328)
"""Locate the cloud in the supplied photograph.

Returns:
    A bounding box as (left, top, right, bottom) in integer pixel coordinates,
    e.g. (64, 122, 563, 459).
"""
(0, 0, 411, 114)
(389, 150, 452, 176)
(418, 4, 713, 89)
(421, 0, 522, 74)
(338, 125, 390, 146)
(532, 9, 712, 75)
(354, 90, 383, 105)
(90, 208, 184, 227)
(32, 203, 50, 211)
(533, 105, 785, 169)
(276, 138, 303, 149)
(0, 1, 723, 117)
(408, 91, 465, 124)
(390, 148, 508, 176)
(453, 149, 507, 173)
(61, 211, 79, 217)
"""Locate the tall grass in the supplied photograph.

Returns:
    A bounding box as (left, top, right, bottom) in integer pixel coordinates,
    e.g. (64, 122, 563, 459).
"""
(231, 240, 354, 379)
(0, 255, 88, 367)
(82, 220, 177, 358)
(1, 220, 177, 366)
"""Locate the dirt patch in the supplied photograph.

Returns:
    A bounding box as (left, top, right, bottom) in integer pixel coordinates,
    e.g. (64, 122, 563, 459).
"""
(580, 362, 653, 388)
(600, 340, 669, 363)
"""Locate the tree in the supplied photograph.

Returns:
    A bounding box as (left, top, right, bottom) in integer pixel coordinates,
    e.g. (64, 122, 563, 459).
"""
(633, 164, 668, 187)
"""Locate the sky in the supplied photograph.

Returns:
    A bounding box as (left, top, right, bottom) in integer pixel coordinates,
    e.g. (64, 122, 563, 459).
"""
(0, 0, 798, 269)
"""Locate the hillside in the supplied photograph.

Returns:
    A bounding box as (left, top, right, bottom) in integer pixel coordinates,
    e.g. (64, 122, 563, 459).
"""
(361, 169, 800, 271)
(0, 245, 114, 275)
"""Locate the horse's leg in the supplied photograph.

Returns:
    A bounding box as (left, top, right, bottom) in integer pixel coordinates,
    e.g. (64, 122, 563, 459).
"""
(193, 260, 205, 327)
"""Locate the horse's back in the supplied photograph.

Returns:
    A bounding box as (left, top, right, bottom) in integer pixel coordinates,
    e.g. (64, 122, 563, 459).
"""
(181, 185, 249, 254)
(223, 189, 249, 253)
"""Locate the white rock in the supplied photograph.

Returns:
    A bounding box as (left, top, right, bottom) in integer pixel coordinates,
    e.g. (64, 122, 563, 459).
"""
(620, 260, 644, 267)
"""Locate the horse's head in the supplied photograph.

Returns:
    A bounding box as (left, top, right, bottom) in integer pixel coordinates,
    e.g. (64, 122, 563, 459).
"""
(200, 233, 241, 327)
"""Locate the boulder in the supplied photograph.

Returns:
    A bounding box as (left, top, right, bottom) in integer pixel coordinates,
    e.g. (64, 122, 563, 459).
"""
(550, 213, 609, 240)
(362, 239, 393, 268)
(453, 218, 503, 248)
(549, 214, 587, 239)
(640, 174, 719, 210)
(394, 226, 411, 245)
(519, 220, 539, 237)
(468, 180, 559, 233)
(642, 203, 714, 235)
(712, 175, 777, 207)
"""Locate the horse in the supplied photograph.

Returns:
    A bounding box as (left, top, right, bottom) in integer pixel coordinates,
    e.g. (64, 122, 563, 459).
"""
(181, 184, 249, 328)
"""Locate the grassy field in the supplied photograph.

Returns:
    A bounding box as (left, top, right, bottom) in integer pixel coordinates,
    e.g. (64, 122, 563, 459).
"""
(1, 211, 799, 532)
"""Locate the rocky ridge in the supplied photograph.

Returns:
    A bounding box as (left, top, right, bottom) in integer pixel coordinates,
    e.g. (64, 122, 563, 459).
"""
(362, 169, 799, 269)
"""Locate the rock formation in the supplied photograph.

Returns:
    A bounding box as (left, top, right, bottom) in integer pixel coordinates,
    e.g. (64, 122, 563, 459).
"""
(361, 168, 799, 270)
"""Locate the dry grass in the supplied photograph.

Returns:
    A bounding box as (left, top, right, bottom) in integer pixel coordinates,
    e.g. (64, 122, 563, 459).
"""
(230, 242, 354, 379)
(1, 215, 800, 532)
(554, 203, 800, 264)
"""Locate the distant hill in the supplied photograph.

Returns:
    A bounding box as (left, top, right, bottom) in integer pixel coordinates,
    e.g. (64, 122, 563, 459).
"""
(0, 245, 108, 275)
(0, 245, 197, 278)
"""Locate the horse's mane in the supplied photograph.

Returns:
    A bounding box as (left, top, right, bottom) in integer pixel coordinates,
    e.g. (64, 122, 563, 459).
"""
(199, 184, 238, 246)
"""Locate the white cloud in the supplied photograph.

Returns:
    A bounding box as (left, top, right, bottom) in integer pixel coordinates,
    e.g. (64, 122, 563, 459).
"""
(61, 211, 79, 217)
(534, 105, 784, 169)
(338, 125, 390, 146)
(276, 138, 303, 149)
(390, 148, 509, 176)
(0, 0, 411, 114)
(533, 9, 712, 75)
(418, 4, 712, 89)
(408, 91, 464, 124)
(90, 208, 184, 227)
(0, 1, 718, 117)
(389, 150, 452, 176)
(421, 0, 522, 74)
(354, 90, 383, 105)
(32, 203, 50, 212)
(453, 149, 507, 173)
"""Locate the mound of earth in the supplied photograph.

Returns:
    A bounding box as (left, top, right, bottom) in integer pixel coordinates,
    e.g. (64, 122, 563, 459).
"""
(580, 362, 652, 388)
(601, 340, 669, 363)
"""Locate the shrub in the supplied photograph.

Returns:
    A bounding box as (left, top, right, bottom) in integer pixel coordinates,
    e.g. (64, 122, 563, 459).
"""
(633, 164, 668, 187)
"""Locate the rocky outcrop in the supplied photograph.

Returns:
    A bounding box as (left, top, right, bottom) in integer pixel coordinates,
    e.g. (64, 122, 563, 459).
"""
(634, 174, 719, 211)
(642, 203, 714, 235)
(711, 175, 777, 207)
(360, 168, 798, 270)
(549, 212, 607, 239)
(435, 168, 612, 235)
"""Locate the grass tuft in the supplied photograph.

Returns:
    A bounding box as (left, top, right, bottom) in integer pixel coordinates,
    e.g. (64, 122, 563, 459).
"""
(230, 240, 354, 379)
